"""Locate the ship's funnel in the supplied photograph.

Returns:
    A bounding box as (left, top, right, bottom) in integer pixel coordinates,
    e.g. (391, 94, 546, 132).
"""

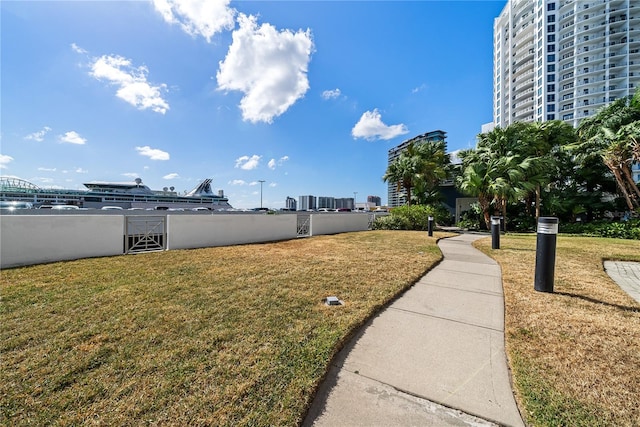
(186, 179, 215, 197)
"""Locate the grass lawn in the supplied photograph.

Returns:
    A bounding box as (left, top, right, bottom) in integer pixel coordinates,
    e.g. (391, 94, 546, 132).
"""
(475, 234, 640, 427)
(1, 230, 449, 426)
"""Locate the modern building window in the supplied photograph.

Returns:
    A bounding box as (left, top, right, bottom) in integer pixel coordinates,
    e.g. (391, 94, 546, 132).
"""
(547, 54, 555, 62)
(547, 64, 555, 72)
(547, 3, 555, 11)
(547, 44, 555, 52)
(547, 114, 556, 120)
(548, 74, 555, 82)
(547, 94, 555, 102)
(547, 33, 555, 42)
(547, 84, 555, 92)
(547, 104, 555, 112)
(547, 15, 555, 23)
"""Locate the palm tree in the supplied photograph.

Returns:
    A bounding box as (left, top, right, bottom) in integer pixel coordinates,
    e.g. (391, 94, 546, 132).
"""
(575, 90, 640, 211)
(526, 121, 577, 218)
(456, 149, 497, 228)
(407, 140, 450, 205)
(465, 124, 535, 229)
(383, 155, 417, 206)
(384, 140, 451, 206)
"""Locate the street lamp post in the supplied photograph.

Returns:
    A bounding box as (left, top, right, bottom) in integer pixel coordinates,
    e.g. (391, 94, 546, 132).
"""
(258, 180, 265, 209)
(353, 192, 357, 210)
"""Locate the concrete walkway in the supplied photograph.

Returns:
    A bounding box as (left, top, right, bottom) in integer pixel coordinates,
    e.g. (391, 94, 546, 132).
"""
(604, 260, 640, 304)
(304, 233, 524, 427)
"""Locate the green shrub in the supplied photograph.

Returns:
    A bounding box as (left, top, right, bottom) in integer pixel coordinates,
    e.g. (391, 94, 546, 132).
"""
(510, 215, 537, 232)
(559, 219, 640, 240)
(372, 204, 449, 231)
(371, 214, 410, 230)
(457, 202, 482, 230)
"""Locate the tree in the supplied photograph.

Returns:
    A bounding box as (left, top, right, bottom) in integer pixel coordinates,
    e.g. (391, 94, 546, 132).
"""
(456, 148, 496, 229)
(407, 140, 450, 205)
(383, 140, 451, 206)
(383, 155, 417, 206)
(526, 121, 577, 218)
(575, 89, 640, 211)
(460, 124, 535, 229)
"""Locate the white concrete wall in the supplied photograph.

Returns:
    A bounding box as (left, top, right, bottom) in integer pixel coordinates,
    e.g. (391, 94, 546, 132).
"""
(310, 213, 370, 236)
(167, 214, 298, 250)
(0, 215, 124, 269)
(0, 213, 372, 269)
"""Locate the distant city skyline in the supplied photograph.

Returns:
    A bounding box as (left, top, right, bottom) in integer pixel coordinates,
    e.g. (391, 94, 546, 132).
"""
(1, 1, 506, 209)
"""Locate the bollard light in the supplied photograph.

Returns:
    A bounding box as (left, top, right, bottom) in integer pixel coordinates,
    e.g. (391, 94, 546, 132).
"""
(491, 216, 501, 249)
(534, 217, 559, 293)
(428, 216, 434, 237)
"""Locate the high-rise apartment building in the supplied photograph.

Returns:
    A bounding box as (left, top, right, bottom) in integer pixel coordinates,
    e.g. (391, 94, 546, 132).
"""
(493, 0, 639, 129)
(367, 195, 382, 206)
(285, 196, 297, 211)
(298, 195, 316, 211)
(317, 196, 336, 210)
(387, 130, 447, 207)
(335, 198, 355, 210)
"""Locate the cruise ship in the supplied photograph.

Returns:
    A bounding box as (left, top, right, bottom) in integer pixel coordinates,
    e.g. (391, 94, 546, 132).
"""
(0, 177, 233, 210)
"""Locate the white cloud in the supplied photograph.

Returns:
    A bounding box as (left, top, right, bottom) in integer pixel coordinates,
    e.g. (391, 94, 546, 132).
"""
(152, 0, 235, 42)
(351, 109, 409, 141)
(217, 14, 313, 124)
(322, 88, 341, 100)
(75, 168, 88, 173)
(122, 172, 139, 178)
(136, 146, 170, 160)
(24, 126, 52, 142)
(234, 154, 261, 170)
(268, 155, 289, 170)
(90, 54, 169, 114)
(163, 173, 180, 179)
(71, 43, 87, 54)
(0, 154, 14, 168)
(38, 167, 57, 172)
(33, 177, 55, 184)
(59, 131, 87, 145)
(229, 179, 247, 185)
(268, 182, 277, 187)
(412, 84, 427, 94)
(248, 181, 259, 186)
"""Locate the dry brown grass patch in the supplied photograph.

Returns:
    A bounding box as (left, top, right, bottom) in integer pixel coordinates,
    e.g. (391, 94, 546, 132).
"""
(475, 234, 640, 426)
(1, 230, 451, 426)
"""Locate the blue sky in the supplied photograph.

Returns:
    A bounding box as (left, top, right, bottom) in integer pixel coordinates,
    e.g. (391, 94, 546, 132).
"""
(1, 0, 506, 209)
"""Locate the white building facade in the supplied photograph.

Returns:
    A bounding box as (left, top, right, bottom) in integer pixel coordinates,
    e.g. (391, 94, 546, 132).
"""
(493, 0, 640, 128)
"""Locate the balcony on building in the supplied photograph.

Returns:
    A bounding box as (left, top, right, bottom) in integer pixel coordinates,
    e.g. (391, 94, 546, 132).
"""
(513, 87, 534, 102)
